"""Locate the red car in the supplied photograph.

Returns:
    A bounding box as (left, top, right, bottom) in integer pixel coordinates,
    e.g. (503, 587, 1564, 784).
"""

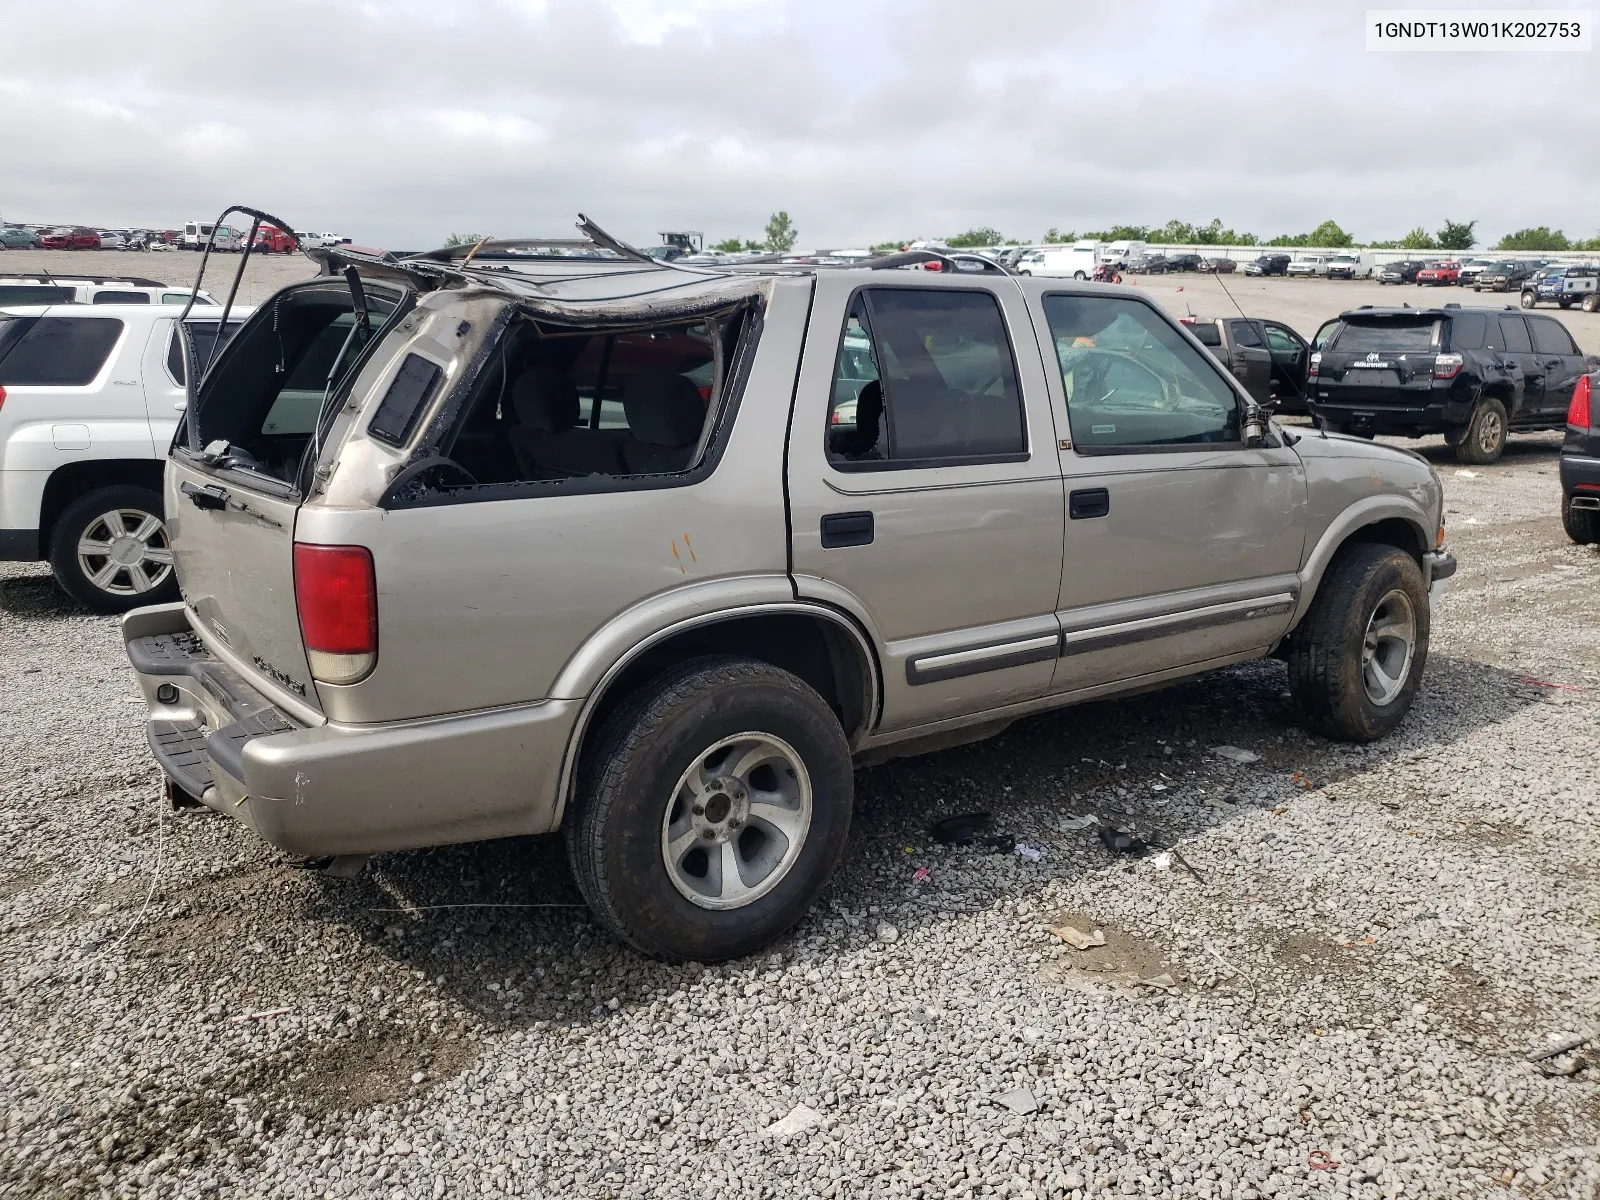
(251, 224, 299, 254)
(1415, 260, 1460, 286)
(39, 226, 101, 250)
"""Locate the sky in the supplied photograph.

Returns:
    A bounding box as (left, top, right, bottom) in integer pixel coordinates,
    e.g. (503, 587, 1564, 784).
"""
(2, 0, 1596, 251)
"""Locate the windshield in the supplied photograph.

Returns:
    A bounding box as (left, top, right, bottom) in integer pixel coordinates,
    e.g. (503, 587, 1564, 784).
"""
(1332, 321, 1438, 353)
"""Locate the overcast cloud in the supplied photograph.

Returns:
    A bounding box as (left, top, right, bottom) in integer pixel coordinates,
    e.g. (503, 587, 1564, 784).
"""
(2, 0, 1595, 249)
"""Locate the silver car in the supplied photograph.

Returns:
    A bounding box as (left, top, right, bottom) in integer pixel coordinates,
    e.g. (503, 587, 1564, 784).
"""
(124, 235, 1455, 962)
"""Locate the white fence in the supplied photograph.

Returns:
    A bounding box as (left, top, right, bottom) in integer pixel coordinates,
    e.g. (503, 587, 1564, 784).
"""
(1133, 243, 1600, 267)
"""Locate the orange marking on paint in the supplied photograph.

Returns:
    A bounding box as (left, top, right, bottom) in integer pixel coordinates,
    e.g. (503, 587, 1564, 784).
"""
(671, 541, 685, 573)
(683, 532, 696, 562)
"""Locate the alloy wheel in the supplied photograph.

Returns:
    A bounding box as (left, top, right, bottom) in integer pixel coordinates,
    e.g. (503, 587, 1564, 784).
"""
(1361, 589, 1416, 706)
(76, 509, 173, 598)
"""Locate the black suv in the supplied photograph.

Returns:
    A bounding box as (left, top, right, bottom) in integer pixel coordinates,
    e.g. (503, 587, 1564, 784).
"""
(1166, 253, 1203, 272)
(1309, 305, 1597, 463)
(1377, 261, 1425, 285)
(1562, 371, 1600, 543)
(1243, 254, 1291, 276)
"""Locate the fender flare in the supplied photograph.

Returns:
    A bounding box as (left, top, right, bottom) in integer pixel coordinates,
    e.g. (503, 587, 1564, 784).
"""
(1291, 496, 1432, 626)
(549, 593, 882, 829)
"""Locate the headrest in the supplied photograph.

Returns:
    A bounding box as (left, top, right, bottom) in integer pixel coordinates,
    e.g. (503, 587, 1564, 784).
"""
(622, 373, 706, 448)
(511, 370, 580, 431)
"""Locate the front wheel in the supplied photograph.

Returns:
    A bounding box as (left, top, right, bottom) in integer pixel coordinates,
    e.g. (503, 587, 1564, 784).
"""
(49, 484, 179, 613)
(1454, 397, 1507, 464)
(1288, 544, 1429, 742)
(1563, 495, 1600, 545)
(1521, 292, 1536, 308)
(1073, 271, 1087, 281)
(567, 657, 854, 962)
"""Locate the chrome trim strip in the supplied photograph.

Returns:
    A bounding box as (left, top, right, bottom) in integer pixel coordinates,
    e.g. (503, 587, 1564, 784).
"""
(1061, 593, 1296, 655)
(906, 633, 1061, 685)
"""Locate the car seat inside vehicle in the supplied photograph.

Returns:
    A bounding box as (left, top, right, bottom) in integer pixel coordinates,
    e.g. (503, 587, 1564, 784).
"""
(444, 314, 725, 487)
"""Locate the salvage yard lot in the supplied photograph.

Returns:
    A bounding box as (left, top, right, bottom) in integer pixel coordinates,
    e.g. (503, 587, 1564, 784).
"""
(1, 251, 1598, 1199)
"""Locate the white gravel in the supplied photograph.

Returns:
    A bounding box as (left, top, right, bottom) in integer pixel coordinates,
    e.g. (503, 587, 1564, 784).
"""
(2, 445, 1597, 1192)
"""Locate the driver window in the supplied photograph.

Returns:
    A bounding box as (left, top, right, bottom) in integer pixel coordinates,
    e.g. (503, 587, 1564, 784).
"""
(1042, 295, 1240, 451)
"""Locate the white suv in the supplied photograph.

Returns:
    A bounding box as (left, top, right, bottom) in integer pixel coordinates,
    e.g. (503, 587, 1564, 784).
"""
(0, 302, 248, 610)
(0, 276, 218, 306)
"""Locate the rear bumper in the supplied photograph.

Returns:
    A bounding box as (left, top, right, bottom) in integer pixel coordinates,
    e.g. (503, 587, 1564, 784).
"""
(122, 602, 579, 856)
(1560, 453, 1600, 496)
(1308, 391, 1470, 435)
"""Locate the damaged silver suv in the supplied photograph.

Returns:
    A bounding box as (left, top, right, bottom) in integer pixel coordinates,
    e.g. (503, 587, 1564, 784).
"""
(125, 214, 1455, 962)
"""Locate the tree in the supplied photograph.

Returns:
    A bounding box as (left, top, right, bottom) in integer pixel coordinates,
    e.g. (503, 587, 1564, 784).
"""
(444, 232, 491, 247)
(1578, 232, 1600, 252)
(946, 227, 1006, 248)
(1435, 219, 1476, 250)
(1042, 228, 1076, 244)
(870, 240, 906, 253)
(1496, 226, 1571, 252)
(1155, 219, 1195, 244)
(712, 236, 747, 253)
(763, 211, 798, 253)
(1306, 219, 1354, 248)
(1082, 224, 1151, 242)
(1399, 226, 1436, 250)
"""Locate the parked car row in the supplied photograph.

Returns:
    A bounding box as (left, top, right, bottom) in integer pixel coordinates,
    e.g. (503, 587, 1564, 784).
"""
(1, 220, 343, 253)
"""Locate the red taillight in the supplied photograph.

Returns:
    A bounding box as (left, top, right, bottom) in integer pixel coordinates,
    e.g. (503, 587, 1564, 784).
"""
(1434, 354, 1463, 380)
(293, 543, 377, 684)
(0, 384, 6, 411)
(1570, 374, 1592, 427)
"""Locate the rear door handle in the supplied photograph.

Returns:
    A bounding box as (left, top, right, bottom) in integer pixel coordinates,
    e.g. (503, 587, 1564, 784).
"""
(820, 511, 874, 548)
(1069, 488, 1110, 520)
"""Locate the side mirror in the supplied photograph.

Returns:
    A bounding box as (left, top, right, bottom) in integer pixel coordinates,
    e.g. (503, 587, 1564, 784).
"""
(1243, 401, 1270, 447)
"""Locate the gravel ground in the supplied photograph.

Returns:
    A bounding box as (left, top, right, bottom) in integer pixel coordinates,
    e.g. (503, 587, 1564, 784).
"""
(2, 263, 1598, 1199)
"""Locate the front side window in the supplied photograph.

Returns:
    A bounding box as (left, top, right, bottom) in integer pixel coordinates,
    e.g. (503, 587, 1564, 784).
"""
(1264, 323, 1303, 355)
(824, 288, 1025, 468)
(1042, 295, 1239, 450)
(0, 318, 124, 386)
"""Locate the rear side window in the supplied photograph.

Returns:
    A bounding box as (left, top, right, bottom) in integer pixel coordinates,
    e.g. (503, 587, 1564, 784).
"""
(0, 284, 73, 305)
(1498, 317, 1533, 353)
(1231, 321, 1265, 349)
(0, 318, 124, 386)
(1042, 295, 1240, 451)
(1530, 317, 1579, 356)
(93, 290, 150, 305)
(1448, 314, 1486, 351)
(165, 321, 243, 387)
(1333, 322, 1437, 353)
(367, 354, 444, 447)
(1187, 323, 1223, 347)
(825, 288, 1025, 467)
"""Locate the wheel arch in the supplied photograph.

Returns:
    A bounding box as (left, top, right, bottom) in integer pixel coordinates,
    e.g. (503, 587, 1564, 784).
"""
(39, 459, 165, 558)
(1292, 500, 1432, 629)
(550, 602, 882, 829)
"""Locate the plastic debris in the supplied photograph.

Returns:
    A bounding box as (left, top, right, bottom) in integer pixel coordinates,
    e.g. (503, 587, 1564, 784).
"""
(994, 1087, 1039, 1115)
(912, 866, 930, 883)
(1517, 676, 1586, 692)
(1058, 813, 1099, 832)
(1151, 851, 1173, 871)
(1051, 924, 1105, 950)
(1212, 745, 1260, 764)
(876, 922, 899, 943)
(1307, 1150, 1339, 1171)
(1527, 1031, 1596, 1062)
(230, 1007, 293, 1024)
(1455, 469, 1480, 478)
(1015, 843, 1045, 862)
(1099, 827, 1151, 857)
(930, 812, 991, 845)
(764, 1104, 823, 1138)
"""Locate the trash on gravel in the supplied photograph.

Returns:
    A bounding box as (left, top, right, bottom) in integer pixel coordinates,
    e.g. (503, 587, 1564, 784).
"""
(1014, 843, 1045, 862)
(1099, 827, 1151, 857)
(1212, 745, 1260, 764)
(1517, 676, 1586, 692)
(930, 812, 991, 845)
(1307, 1150, 1339, 1171)
(1058, 813, 1098, 831)
(994, 1087, 1039, 1115)
(1137, 973, 1178, 991)
(229, 1007, 294, 1024)
(1455, 469, 1480, 478)
(876, 923, 899, 943)
(1527, 1031, 1595, 1062)
(764, 1104, 823, 1137)
(911, 866, 930, 883)
(1151, 851, 1173, 871)
(1051, 924, 1106, 950)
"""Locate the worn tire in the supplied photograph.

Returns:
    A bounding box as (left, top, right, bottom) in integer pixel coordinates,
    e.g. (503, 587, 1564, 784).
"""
(566, 656, 854, 962)
(1288, 544, 1430, 743)
(1563, 495, 1600, 545)
(1583, 293, 1599, 314)
(48, 485, 179, 614)
(1454, 397, 1507, 464)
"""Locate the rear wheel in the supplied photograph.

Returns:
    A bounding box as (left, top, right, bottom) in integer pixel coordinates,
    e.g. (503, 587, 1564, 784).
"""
(49, 485, 178, 613)
(1454, 397, 1507, 464)
(1563, 495, 1600, 545)
(1583, 293, 1599, 313)
(567, 657, 854, 962)
(1288, 544, 1429, 742)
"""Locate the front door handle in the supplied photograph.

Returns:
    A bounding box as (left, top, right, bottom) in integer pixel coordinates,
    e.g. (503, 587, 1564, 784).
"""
(820, 511, 874, 548)
(1069, 488, 1110, 520)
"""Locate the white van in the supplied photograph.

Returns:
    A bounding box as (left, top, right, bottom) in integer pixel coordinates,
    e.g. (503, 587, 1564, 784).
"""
(1019, 239, 1104, 280)
(1102, 240, 1148, 265)
(1324, 252, 1376, 280)
(181, 221, 243, 252)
